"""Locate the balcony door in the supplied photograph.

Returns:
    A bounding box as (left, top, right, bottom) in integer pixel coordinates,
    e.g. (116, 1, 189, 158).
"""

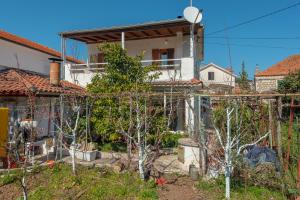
(152, 48, 174, 67)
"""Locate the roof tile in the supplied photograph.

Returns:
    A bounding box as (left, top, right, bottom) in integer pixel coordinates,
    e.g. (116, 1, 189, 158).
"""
(0, 68, 86, 96)
(256, 54, 300, 77)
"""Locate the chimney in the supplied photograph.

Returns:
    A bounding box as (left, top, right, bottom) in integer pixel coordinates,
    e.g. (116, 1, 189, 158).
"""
(49, 58, 63, 85)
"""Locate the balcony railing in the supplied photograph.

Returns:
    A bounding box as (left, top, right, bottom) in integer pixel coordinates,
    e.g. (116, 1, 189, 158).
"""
(69, 58, 182, 73)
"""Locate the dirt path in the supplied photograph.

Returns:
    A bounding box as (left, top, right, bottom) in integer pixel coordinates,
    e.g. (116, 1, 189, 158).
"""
(158, 176, 203, 200)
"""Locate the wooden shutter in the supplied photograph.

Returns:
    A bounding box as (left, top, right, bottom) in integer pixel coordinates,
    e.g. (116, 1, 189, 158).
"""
(97, 52, 104, 63)
(167, 48, 175, 65)
(152, 49, 160, 65)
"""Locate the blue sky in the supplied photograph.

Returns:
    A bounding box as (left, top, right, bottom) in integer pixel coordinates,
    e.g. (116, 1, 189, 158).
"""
(1, 0, 300, 79)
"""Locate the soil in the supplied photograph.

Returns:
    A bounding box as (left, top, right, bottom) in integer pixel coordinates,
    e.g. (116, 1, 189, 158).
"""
(0, 173, 44, 200)
(158, 176, 203, 200)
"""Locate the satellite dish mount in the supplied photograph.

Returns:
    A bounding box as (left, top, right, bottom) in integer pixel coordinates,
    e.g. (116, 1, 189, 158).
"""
(183, 4, 202, 58)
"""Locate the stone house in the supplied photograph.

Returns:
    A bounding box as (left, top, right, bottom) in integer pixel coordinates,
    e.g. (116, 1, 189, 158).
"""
(255, 55, 300, 93)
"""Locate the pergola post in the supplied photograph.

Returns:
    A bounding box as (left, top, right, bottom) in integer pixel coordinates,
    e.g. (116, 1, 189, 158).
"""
(60, 36, 66, 80)
(121, 32, 125, 49)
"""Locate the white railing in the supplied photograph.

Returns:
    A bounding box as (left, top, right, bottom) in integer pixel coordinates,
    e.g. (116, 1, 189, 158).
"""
(69, 58, 182, 73)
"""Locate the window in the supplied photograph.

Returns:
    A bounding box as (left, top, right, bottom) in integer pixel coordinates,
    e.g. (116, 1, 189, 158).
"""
(152, 48, 175, 67)
(208, 72, 214, 80)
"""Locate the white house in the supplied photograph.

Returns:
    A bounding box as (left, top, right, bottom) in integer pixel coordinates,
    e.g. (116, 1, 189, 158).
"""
(199, 63, 236, 88)
(0, 30, 81, 75)
(60, 18, 208, 134)
(0, 30, 83, 140)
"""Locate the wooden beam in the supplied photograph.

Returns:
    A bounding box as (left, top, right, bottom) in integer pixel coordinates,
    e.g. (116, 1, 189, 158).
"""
(79, 37, 97, 43)
(141, 31, 151, 37)
(103, 34, 118, 40)
(154, 30, 162, 35)
(166, 28, 174, 35)
(127, 32, 141, 38)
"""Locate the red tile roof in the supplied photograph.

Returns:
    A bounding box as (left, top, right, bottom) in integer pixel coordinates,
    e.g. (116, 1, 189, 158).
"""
(152, 78, 203, 87)
(256, 55, 300, 77)
(0, 30, 83, 64)
(0, 68, 86, 96)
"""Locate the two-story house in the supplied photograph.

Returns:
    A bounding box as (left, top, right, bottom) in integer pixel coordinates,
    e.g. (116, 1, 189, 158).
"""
(60, 18, 206, 134)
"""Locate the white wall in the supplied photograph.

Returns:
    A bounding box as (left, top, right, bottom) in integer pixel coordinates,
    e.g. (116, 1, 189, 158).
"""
(199, 64, 235, 87)
(66, 34, 201, 87)
(88, 35, 195, 60)
(0, 39, 58, 75)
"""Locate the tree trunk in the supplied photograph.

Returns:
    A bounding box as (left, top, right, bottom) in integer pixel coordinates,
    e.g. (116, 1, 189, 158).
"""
(136, 96, 145, 180)
(225, 108, 231, 200)
(268, 100, 273, 148)
(285, 97, 294, 171)
(127, 95, 133, 160)
(276, 97, 283, 164)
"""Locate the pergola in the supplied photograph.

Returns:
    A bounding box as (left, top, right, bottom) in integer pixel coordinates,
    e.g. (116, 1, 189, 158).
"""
(60, 18, 203, 44)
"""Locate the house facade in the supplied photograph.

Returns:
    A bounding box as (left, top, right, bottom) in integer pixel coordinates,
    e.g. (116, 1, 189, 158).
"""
(61, 18, 204, 86)
(198, 63, 236, 94)
(255, 55, 300, 93)
(0, 30, 81, 75)
(60, 18, 207, 134)
(0, 67, 85, 140)
(0, 30, 83, 140)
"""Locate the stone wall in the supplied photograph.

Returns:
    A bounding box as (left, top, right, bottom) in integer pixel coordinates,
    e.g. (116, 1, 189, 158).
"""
(255, 76, 284, 93)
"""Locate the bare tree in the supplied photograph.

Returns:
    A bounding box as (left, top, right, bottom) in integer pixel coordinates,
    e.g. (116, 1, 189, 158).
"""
(214, 107, 270, 200)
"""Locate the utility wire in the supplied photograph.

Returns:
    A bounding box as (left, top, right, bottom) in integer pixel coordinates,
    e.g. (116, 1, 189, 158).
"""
(207, 42, 300, 50)
(206, 1, 300, 36)
(206, 36, 300, 40)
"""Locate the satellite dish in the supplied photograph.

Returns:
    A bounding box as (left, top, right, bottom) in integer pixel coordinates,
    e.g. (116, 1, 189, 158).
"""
(183, 6, 202, 24)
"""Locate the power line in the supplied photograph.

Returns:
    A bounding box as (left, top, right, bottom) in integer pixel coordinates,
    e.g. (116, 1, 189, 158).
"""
(207, 42, 300, 50)
(206, 1, 300, 36)
(206, 36, 300, 40)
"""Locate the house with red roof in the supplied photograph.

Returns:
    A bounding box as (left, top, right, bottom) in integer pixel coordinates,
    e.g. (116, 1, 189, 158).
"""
(255, 55, 300, 93)
(0, 29, 82, 75)
(0, 30, 85, 141)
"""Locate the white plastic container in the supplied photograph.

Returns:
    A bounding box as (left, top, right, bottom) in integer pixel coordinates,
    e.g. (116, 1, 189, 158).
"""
(69, 148, 98, 161)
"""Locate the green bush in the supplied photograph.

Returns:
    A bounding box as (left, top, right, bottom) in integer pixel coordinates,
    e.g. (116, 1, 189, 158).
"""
(0, 173, 17, 186)
(147, 132, 184, 148)
(161, 133, 183, 148)
(100, 142, 127, 152)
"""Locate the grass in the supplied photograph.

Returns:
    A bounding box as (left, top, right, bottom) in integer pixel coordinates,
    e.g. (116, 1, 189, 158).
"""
(0, 163, 157, 200)
(197, 176, 287, 200)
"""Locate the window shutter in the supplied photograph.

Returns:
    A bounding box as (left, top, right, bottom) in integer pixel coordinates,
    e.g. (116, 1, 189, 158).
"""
(152, 49, 160, 65)
(97, 52, 104, 63)
(208, 72, 215, 80)
(167, 48, 175, 65)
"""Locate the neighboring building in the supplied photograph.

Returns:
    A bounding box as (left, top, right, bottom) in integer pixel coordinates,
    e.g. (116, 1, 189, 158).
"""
(0, 67, 85, 139)
(0, 30, 82, 75)
(199, 63, 236, 94)
(255, 55, 300, 93)
(0, 30, 84, 140)
(60, 18, 207, 134)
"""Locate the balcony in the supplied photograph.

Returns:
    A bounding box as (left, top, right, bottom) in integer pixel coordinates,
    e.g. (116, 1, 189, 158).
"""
(65, 57, 195, 87)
